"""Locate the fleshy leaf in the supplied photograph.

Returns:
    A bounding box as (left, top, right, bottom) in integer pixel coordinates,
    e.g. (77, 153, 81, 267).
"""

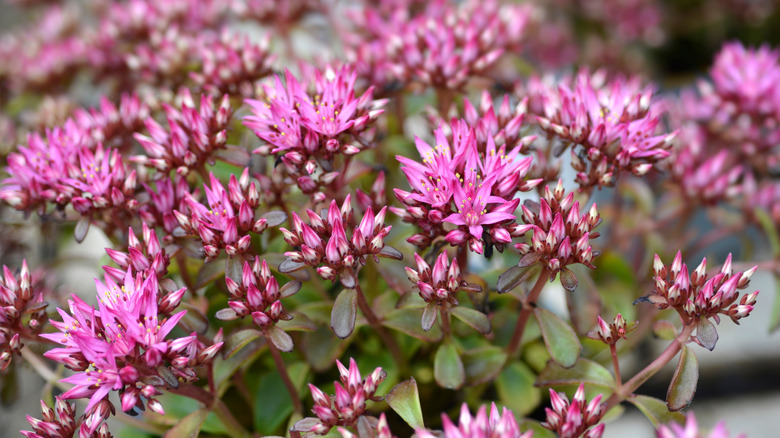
(223, 329, 263, 359)
(534, 307, 582, 368)
(421, 303, 438, 332)
(666, 346, 698, 411)
(434, 341, 465, 389)
(652, 320, 677, 340)
(179, 302, 209, 334)
(537, 358, 616, 389)
(266, 325, 294, 352)
(280, 280, 303, 298)
(628, 395, 686, 427)
(451, 306, 491, 334)
(215, 308, 239, 321)
(462, 346, 508, 385)
(497, 265, 538, 293)
(383, 308, 443, 342)
(378, 245, 403, 260)
(331, 289, 358, 339)
(279, 258, 307, 274)
(277, 313, 317, 332)
(385, 378, 425, 431)
(694, 317, 718, 351)
(262, 210, 288, 227)
(164, 407, 209, 438)
(338, 268, 357, 289)
(74, 217, 90, 243)
(559, 267, 578, 292)
(496, 362, 540, 416)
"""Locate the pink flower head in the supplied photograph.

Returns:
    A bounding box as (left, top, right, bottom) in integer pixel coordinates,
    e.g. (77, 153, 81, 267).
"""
(41, 266, 220, 416)
(177, 170, 279, 260)
(416, 403, 530, 438)
(1, 260, 47, 372)
(244, 65, 386, 190)
(657, 414, 745, 438)
(533, 69, 675, 189)
(279, 195, 401, 287)
(513, 180, 601, 291)
(132, 89, 232, 177)
(641, 252, 759, 350)
(293, 358, 386, 435)
(542, 384, 606, 438)
(395, 119, 539, 255)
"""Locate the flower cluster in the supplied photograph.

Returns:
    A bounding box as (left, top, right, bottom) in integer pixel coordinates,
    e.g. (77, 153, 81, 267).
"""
(406, 252, 481, 330)
(293, 358, 387, 436)
(657, 414, 745, 438)
(542, 384, 606, 438)
(279, 196, 400, 287)
(1, 122, 138, 231)
(344, 0, 530, 91)
(513, 180, 600, 290)
(672, 42, 780, 206)
(416, 402, 530, 438)
(641, 252, 758, 348)
(217, 257, 302, 350)
(1, 261, 46, 372)
(531, 69, 675, 189)
(103, 224, 171, 284)
(138, 175, 192, 239)
(132, 90, 232, 177)
(176, 170, 283, 260)
(587, 313, 638, 345)
(42, 268, 222, 414)
(22, 397, 113, 438)
(244, 66, 386, 195)
(394, 120, 540, 254)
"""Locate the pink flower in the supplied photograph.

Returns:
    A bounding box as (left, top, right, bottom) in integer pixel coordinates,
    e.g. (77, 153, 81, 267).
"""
(532, 69, 675, 189)
(293, 358, 386, 435)
(542, 384, 606, 438)
(416, 403, 530, 438)
(657, 414, 745, 438)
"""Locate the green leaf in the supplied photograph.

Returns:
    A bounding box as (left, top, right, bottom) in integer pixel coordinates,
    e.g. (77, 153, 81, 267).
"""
(385, 378, 425, 431)
(666, 346, 698, 411)
(628, 395, 686, 427)
(253, 369, 298, 434)
(534, 307, 582, 368)
(266, 325, 294, 352)
(496, 362, 541, 416)
(434, 341, 465, 389)
(276, 313, 318, 332)
(383, 308, 443, 342)
(178, 302, 209, 334)
(163, 407, 209, 438)
(331, 288, 358, 339)
(214, 337, 264, 393)
(461, 346, 507, 385)
(652, 320, 677, 340)
(520, 420, 557, 438)
(421, 303, 438, 332)
(451, 306, 491, 334)
(301, 327, 351, 372)
(195, 259, 226, 289)
(694, 317, 718, 351)
(497, 265, 536, 294)
(223, 329, 263, 359)
(537, 358, 616, 389)
(754, 208, 780, 257)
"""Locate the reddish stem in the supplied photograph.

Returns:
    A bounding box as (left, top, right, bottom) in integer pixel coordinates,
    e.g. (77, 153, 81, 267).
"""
(506, 267, 551, 358)
(354, 282, 407, 371)
(265, 334, 304, 415)
(610, 343, 622, 387)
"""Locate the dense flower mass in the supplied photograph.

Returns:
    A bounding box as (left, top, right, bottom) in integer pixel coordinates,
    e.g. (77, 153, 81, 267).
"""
(530, 69, 675, 189)
(657, 414, 745, 438)
(394, 119, 540, 254)
(41, 267, 221, 414)
(293, 358, 387, 435)
(244, 65, 386, 196)
(1, 260, 46, 372)
(542, 384, 606, 438)
(416, 403, 530, 438)
(641, 252, 758, 349)
(513, 180, 600, 290)
(279, 195, 401, 287)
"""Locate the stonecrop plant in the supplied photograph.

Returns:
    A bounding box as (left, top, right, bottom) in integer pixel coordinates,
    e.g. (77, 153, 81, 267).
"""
(2, 0, 778, 437)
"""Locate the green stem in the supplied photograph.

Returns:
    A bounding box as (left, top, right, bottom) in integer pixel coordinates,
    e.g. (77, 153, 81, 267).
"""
(506, 267, 551, 358)
(610, 343, 622, 387)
